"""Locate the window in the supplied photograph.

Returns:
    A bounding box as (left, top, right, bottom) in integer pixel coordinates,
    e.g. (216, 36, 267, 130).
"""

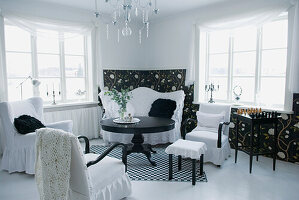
(4, 24, 89, 103)
(5, 25, 33, 100)
(201, 17, 288, 109)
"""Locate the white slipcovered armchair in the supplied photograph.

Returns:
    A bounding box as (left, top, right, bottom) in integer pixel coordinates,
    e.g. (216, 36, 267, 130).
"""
(0, 97, 73, 174)
(99, 87, 185, 145)
(35, 128, 132, 200)
(183, 103, 232, 166)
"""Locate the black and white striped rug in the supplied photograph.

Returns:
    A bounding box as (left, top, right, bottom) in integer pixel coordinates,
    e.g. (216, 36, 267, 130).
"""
(90, 145, 207, 183)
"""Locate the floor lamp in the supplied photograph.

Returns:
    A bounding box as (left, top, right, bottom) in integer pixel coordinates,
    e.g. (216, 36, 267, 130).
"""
(16, 76, 41, 100)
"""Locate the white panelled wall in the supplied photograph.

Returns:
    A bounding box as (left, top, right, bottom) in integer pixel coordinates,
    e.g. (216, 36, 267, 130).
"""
(44, 104, 101, 139)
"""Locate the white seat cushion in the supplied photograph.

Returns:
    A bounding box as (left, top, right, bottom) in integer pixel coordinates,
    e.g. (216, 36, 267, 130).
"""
(14, 132, 36, 147)
(84, 154, 125, 190)
(165, 139, 207, 159)
(186, 130, 228, 148)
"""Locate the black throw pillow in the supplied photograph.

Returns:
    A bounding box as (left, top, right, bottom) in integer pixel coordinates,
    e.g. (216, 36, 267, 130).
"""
(148, 98, 177, 119)
(14, 115, 45, 135)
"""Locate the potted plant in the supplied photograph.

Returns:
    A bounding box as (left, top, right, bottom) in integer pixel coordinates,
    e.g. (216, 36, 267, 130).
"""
(104, 88, 132, 120)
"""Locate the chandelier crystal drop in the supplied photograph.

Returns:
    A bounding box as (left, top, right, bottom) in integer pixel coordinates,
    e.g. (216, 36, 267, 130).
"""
(122, 22, 132, 36)
(94, 0, 159, 43)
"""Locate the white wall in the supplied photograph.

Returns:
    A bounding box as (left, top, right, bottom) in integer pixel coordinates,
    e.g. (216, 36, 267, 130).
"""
(98, 22, 146, 69)
(144, 14, 194, 69)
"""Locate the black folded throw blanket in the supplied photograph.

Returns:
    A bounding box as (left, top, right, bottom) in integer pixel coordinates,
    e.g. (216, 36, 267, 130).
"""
(14, 115, 45, 134)
(148, 98, 177, 119)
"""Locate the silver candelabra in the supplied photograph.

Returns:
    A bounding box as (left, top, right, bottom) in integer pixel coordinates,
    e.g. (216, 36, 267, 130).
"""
(47, 84, 61, 105)
(205, 83, 219, 103)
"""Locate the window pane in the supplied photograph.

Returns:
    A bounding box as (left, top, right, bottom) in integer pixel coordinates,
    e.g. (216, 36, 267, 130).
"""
(261, 49, 287, 76)
(65, 55, 85, 77)
(37, 54, 60, 77)
(259, 77, 285, 107)
(209, 31, 229, 54)
(233, 27, 257, 51)
(233, 52, 256, 76)
(64, 35, 84, 55)
(39, 78, 61, 102)
(209, 77, 227, 100)
(232, 77, 255, 102)
(7, 78, 33, 101)
(209, 54, 228, 76)
(6, 52, 32, 78)
(36, 30, 59, 54)
(262, 20, 288, 49)
(5, 25, 31, 52)
(66, 78, 86, 100)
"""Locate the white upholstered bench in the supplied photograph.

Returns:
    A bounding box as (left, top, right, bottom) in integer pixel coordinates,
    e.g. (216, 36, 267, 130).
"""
(165, 139, 207, 185)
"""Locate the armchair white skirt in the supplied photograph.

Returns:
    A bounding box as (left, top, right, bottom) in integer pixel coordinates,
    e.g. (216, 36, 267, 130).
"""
(0, 97, 73, 174)
(100, 87, 185, 145)
(186, 131, 231, 165)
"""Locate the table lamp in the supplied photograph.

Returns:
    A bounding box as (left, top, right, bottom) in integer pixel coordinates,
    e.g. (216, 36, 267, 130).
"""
(16, 76, 41, 100)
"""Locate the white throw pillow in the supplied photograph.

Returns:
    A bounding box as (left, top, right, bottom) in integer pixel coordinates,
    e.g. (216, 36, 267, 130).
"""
(196, 111, 225, 129)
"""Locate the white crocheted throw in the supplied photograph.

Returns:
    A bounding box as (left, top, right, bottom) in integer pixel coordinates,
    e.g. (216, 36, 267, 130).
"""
(35, 128, 74, 200)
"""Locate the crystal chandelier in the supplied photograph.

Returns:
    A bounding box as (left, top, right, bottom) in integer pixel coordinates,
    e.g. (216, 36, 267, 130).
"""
(94, 0, 159, 43)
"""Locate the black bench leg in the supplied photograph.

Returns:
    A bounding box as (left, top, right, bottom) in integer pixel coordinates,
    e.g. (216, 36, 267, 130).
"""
(200, 154, 204, 175)
(192, 159, 196, 185)
(178, 155, 182, 171)
(169, 154, 173, 180)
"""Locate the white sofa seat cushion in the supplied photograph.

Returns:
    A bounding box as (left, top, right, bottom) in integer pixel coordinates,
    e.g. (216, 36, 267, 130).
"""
(165, 139, 207, 159)
(186, 130, 228, 148)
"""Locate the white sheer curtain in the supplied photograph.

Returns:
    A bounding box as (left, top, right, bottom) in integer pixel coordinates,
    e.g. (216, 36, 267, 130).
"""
(185, 24, 198, 86)
(3, 11, 93, 40)
(288, 1, 299, 93)
(0, 11, 8, 103)
(197, 0, 292, 31)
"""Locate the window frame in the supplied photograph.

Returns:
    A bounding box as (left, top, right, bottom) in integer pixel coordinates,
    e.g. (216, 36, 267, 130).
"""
(4, 23, 90, 103)
(203, 16, 288, 109)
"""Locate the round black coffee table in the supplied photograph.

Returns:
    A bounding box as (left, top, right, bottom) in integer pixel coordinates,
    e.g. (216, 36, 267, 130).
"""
(100, 116, 175, 166)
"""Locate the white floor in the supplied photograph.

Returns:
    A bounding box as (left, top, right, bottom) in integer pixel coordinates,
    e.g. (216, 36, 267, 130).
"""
(1, 139, 299, 200)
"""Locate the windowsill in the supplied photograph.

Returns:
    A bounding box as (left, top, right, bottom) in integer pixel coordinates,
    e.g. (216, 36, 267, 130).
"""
(44, 101, 99, 112)
(192, 101, 294, 114)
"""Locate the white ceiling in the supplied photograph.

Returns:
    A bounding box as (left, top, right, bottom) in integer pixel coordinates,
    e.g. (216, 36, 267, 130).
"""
(30, 0, 228, 18)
